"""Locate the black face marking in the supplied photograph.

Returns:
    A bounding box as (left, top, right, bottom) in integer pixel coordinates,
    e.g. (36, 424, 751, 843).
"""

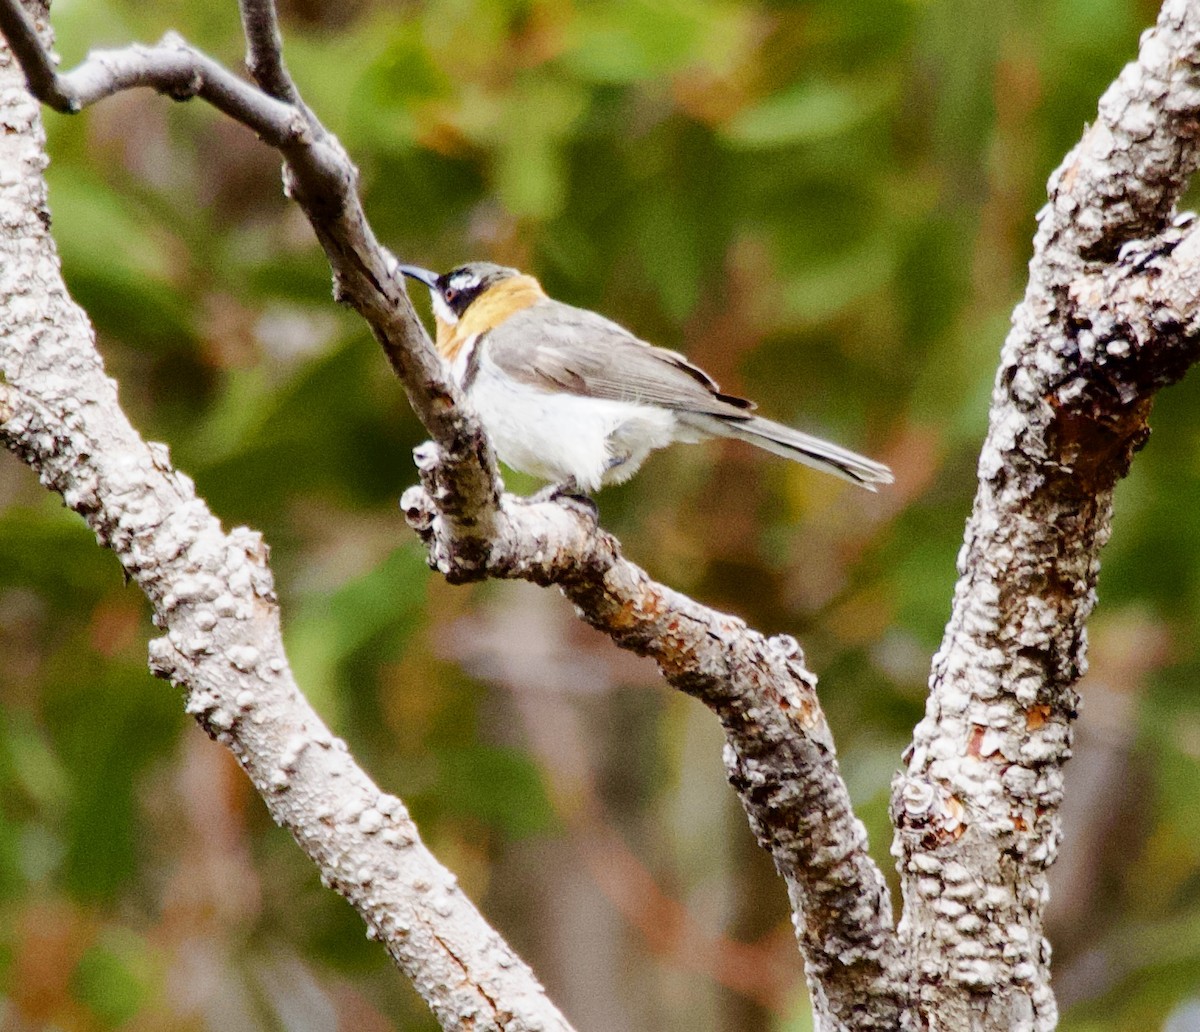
(435, 262, 521, 318)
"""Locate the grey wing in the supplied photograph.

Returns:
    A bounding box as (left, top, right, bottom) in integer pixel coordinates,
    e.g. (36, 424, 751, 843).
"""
(484, 300, 755, 418)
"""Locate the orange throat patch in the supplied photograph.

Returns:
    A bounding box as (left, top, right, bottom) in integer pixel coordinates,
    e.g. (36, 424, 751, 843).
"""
(436, 275, 547, 362)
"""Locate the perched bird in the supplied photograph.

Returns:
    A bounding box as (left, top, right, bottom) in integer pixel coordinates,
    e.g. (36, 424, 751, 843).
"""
(400, 262, 893, 494)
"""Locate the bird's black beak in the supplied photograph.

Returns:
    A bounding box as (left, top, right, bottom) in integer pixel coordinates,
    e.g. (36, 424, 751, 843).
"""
(398, 264, 440, 291)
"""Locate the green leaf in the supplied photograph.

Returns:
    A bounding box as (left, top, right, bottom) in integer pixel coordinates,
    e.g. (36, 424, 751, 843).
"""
(722, 76, 897, 149)
(71, 930, 154, 1027)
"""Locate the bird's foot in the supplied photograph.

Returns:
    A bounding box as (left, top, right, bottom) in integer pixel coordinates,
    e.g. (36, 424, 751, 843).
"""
(529, 480, 599, 520)
(557, 493, 599, 520)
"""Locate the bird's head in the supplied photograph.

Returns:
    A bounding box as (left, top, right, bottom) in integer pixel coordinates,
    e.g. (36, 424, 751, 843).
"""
(399, 262, 524, 325)
(399, 261, 547, 359)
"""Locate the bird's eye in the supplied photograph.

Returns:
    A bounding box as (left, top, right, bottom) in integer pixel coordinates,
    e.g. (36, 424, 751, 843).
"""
(443, 287, 458, 304)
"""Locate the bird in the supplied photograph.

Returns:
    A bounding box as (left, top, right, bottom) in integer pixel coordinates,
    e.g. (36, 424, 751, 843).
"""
(399, 261, 893, 495)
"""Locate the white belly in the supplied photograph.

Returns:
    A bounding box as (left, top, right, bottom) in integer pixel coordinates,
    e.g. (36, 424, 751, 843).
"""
(464, 351, 686, 491)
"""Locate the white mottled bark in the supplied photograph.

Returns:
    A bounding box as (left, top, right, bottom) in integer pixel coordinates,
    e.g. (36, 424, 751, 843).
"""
(891, 3, 1200, 1028)
(0, 0, 904, 1027)
(0, 12, 572, 1032)
(4, 0, 1200, 1028)
(403, 482, 905, 1029)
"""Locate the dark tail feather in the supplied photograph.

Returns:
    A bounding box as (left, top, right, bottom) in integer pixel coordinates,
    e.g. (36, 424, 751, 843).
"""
(684, 414, 893, 490)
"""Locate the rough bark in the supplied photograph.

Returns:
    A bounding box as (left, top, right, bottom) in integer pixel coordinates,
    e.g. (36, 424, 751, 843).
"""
(891, 3, 1200, 1028)
(4, 0, 1200, 1029)
(0, 11, 572, 1032)
(402, 482, 905, 1029)
(0, 0, 903, 1029)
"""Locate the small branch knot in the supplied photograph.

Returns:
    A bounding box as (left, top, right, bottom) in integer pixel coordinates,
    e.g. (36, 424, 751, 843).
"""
(412, 439, 441, 474)
(400, 484, 436, 539)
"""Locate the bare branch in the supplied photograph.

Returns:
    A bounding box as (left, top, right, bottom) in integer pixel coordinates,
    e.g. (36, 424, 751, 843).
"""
(0, 14, 571, 1032)
(238, 0, 299, 103)
(1, 14, 303, 146)
(2, 0, 1190, 1024)
(0, 0, 909, 1022)
(70, 38, 304, 140)
(0, 0, 503, 550)
(0, 0, 71, 108)
(1038, 1, 1200, 263)
(892, 2, 1200, 1028)
(402, 472, 906, 1029)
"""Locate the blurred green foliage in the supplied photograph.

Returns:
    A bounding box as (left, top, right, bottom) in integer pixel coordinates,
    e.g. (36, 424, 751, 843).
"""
(1, 0, 1199, 1028)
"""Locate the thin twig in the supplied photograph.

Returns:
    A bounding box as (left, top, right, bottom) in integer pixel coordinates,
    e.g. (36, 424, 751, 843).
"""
(64, 37, 304, 146)
(0, 0, 73, 108)
(237, 0, 298, 103)
(0, 1, 302, 141)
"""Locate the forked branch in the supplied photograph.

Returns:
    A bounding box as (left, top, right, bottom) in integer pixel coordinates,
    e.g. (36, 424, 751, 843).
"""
(0, 0, 904, 1029)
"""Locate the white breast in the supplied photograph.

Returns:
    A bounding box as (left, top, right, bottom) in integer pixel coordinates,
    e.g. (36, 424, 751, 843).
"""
(464, 344, 687, 491)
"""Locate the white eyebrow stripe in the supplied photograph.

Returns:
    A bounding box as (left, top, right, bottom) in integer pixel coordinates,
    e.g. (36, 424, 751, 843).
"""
(449, 271, 479, 290)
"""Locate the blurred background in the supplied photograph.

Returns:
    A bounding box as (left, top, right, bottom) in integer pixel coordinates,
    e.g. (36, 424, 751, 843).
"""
(0, 0, 1197, 1028)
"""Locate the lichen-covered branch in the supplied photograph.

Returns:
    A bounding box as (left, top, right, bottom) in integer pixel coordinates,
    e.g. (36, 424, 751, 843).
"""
(891, 3, 1200, 1028)
(0, 10, 572, 1032)
(0, 0, 906, 1027)
(1, 0, 502, 547)
(12, 0, 1200, 1026)
(402, 464, 905, 1030)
